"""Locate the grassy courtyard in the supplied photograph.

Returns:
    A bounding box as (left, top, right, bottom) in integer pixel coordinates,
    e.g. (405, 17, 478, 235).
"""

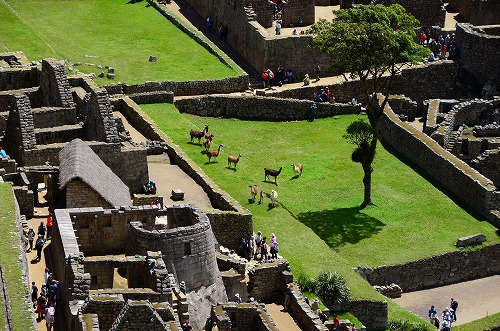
(142, 103, 499, 270)
(0, 0, 240, 84)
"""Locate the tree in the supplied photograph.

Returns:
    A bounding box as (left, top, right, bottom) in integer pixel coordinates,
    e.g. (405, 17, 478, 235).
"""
(309, 4, 428, 206)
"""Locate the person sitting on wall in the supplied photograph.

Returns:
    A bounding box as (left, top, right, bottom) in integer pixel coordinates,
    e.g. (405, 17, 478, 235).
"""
(0, 145, 8, 159)
(144, 181, 157, 194)
(303, 74, 311, 86)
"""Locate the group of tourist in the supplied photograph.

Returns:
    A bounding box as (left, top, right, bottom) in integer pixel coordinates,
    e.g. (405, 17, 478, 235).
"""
(203, 316, 220, 331)
(237, 231, 280, 262)
(313, 86, 335, 103)
(26, 213, 53, 263)
(144, 180, 157, 194)
(420, 30, 460, 62)
(261, 66, 294, 88)
(31, 267, 59, 330)
(428, 298, 459, 330)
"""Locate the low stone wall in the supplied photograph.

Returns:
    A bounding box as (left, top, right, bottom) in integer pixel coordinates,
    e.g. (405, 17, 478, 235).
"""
(379, 102, 500, 225)
(355, 243, 500, 293)
(0, 66, 39, 91)
(32, 107, 77, 129)
(272, 61, 458, 107)
(345, 299, 388, 331)
(208, 211, 253, 252)
(128, 91, 174, 105)
(174, 95, 361, 121)
(247, 259, 293, 302)
(213, 303, 280, 331)
(288, 290, 329, 331)
(12, 186, 34, 219)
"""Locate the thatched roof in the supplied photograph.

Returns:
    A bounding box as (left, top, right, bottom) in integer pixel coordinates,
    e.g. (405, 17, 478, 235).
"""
(59, 139, 131, 207)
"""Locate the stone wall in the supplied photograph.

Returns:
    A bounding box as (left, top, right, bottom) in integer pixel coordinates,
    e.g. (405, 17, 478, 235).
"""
(5, 94, 37, 165)
(126, 205, 219, 289)
(288, 290, 329, 331)
(282, 0, 316, 28)
(344, 299, 388, 331)
(32, 107, 77, 129)
(448, 0, 500, 26)
(272, 61, 459, 107)
(12, 185, 34, 219)
(247, 259, 293, 302)
(455, 23, 500, 90)
(213, 303, 280, 331)
(208, 211, 253, 251)
(0, 66, 39, 91)
(339, 0, 446, 29)
(82, 88, 120, 143)
(472, 149, 500, 188)
(65, 207, 157, 255)
(40, 59, 73, 108)
(66, 180, 114, 209)
(80, 294, 125, 331)
(355, 243, 500, 292)
(379, 101, 500, 226)
(174, 95, 361, 121)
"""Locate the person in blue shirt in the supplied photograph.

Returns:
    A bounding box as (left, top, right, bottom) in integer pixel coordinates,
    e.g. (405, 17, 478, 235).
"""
(0, 145, 7, 158)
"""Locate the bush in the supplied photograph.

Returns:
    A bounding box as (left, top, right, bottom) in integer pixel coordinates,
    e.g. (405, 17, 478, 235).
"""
(316, 271, 351, 305)
(296, 274, 317, 293)
(389, 319, 434, 331)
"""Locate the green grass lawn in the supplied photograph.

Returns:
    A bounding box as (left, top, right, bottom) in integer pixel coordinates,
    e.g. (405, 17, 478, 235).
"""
(0, 0, 239, 84)
(142, 103, 499, 269)
(0, 183, 34, 330)
(453, 313, 500, 331)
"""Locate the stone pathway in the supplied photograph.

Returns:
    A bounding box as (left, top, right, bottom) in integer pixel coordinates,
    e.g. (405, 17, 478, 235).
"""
(393, 275, 500, 326)
(266, 303, 302, 331)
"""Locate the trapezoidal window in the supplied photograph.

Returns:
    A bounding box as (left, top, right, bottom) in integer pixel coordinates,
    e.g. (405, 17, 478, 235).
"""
(184, 242, 191, 256)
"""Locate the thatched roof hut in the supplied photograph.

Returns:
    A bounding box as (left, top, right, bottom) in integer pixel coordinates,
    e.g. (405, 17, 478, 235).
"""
(59, 139, 131, 208)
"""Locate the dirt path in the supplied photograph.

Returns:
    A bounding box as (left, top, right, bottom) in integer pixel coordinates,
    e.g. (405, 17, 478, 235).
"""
(266, 303, 302, 331)
(393, 275, 500, 326)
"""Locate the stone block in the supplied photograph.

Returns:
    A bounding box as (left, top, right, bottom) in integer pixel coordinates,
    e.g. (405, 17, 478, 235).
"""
(456, 234, 486, 247)
(149, 56, 157, 62)
(107, 73, 115, 79)
(171, 189, 184, 201)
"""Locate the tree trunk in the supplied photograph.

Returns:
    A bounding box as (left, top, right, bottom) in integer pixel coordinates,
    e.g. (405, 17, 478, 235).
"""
(361, 161, 373, 207)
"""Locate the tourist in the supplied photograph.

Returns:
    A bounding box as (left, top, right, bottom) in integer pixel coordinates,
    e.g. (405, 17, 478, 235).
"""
(144, 181, 157, 194)
(205, 316, 213, 331)
(431, 311, 440, 329)
(419, 30, 426, 45)
(38, 221, 46, 238)
(450, 298, 458, 321)
(239, 236, 248, 260)
(428, 305, 436, 322)
(275, 20, 282, 35)
(259, 237, 268, 261)
(325, 86, 334, 103)
(46, 213, 53, 239)
(292, 29, 297, 35)
(248, 235, 255, 259)
(35, 234, 45, 262)
(286, 68, 293, 83)
(303, 74, 311, 86)
(27, 226, 35, 252)
(212, 320, 219, 331)
(179, 281, 186, 295)
(270, 233, 278, 259)
(261, 70, 269, 88)
(31, 281, 38, 308)
(314, 64, 321, 82)
(267, 69, 275, 88)
(283, 284, 294, 311)
(320, 89, 329, 102)
(206, 15, 214, 33)
(235, 293, 242, 303)
(181, 319, 193, 331)
(41, 283, 47, 298)
(254, 231, 263, 258)
(441, 318, 451, 331)
(277, 64, 285, 85)
(318, 309, 328, 323)
(332, 314, 341, 330)
(45, 302, 56, 331)
(36, 293, 47, 321)
(0, 145, 7, 158)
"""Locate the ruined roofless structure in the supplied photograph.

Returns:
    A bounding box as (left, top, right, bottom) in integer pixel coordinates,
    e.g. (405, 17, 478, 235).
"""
(58, 138, 132, 208)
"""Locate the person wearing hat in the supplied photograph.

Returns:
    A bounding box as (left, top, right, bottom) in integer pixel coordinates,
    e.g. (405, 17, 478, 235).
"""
(181, 319, 193, 331)
(235, 293, 242, 303)
(179, 281, 186, 295)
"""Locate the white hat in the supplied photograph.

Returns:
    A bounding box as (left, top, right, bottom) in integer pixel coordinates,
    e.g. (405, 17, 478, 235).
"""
(235, 293, 240, 297)
(249, 297, 255, 302)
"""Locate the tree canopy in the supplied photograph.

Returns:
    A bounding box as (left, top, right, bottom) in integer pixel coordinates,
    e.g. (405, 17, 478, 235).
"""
(309, 4, 428, 206)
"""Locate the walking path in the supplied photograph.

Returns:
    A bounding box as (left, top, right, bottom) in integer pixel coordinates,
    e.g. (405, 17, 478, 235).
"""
(266, 303, 302, 331)
(393, 275, 500, 326)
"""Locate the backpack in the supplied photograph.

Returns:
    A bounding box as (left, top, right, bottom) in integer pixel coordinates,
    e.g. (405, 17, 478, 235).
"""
(451, 300, 458, 309)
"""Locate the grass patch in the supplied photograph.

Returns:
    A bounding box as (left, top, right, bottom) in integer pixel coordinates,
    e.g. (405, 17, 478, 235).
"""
(453, 313, 500, 331)
(0, 183, 34, 330)
(0, 0, 239, 84)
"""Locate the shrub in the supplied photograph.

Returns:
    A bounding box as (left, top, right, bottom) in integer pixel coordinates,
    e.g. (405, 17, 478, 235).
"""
(296, 274, 317, 293)
(316, 271, 351, 305)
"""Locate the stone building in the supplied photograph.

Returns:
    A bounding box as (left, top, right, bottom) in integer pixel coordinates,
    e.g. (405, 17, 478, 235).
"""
(59, 138, 132, 208)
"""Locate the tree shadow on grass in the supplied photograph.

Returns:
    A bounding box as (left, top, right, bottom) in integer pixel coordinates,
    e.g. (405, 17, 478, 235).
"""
(297, 207, 385, 249)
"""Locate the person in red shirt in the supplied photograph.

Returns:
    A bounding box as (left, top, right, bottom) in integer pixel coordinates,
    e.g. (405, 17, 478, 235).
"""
(46, 213, 53, 239)
(332, 314, 341, 330)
